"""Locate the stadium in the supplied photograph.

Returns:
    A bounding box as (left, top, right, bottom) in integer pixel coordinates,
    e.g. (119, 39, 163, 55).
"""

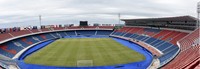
(0, 0, 200, 69)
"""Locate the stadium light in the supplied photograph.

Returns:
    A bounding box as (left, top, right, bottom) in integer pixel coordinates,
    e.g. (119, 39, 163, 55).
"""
(39, 15, 42, 29)
(198, 2, 200, 13)
(118, 13, 121, 25)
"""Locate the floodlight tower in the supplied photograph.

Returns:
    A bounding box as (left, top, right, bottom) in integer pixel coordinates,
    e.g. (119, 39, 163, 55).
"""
(197, 2, 200, 28)
(39, 15, 42, 29)
(118, 13, 121, 25)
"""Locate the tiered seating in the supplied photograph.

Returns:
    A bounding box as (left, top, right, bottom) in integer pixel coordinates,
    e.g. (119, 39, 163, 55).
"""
(41, 28, 50, 32)
(21, 38, 34, 45)
(83, 26, 97, 29)
(57, 32, 67, 37)
(112, 27, 131, 36)
(30, 29, 40, 33)
(76, 30, 96, 35)
(14, 39, 30, 48)
(96, 30, 112, 35)
(0, 32, 57, 58)
(163, 28, 200, 69)
(144, 29, 158, 36)
(111, 27, 190, 67)
(163, 46, 199, 69)
(0, 45, 17, 58)
(178, 28, 200, 50)
(128, 27, 143, 34)
(39, 34, 47, 40)
(0, 27, 113, 58)
(10, 30, 31, 37)
(22, 36, 38, 44)
(161, 31, 180, 41)
(33, 35, 45, 41)
(153, 30, 172, 39)
(42, 34, 55, 39)
(170, 33, 188, 45)
(0, 33, 12, 42)
(51, 32, 60, 38)
(67, 26, 81, 29)
(112, 30, 123, 36)
(123, 27, 143, 38)
(98, 26, 114, 29)
(0, 41, 25, 58)
(66, 31, 76, 35)
(53, 27, 65, 30)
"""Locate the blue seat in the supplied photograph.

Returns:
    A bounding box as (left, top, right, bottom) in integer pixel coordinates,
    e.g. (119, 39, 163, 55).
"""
(57, 32, 67, 37)
(25, 36, 38, 43)
(5, 42, 24, 52)
(124, 33, 132, 37)
(159, 48, 178, 63)
(44, 34, 55, 39)
(33, 35, 45, 41)
(131, 34, 139, 38)
(135, 36, 146, 40)
(96, 30, 112, 35)
(141, 37, 150, 41)
(51, 32, 60, 38)
(113, 32, 123, 36)
(162, 46, 179, 53)
(152, 40, 165, 46)
(66, 31, 76, 35)
(76, 30, 96, 35)
(145, 38, 157, 44)
(0, 49, 15, 58)
(156, 43, 172, 51)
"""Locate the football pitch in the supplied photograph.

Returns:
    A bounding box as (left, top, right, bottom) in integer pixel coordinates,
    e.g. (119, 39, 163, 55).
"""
(24, 38, 145, 67)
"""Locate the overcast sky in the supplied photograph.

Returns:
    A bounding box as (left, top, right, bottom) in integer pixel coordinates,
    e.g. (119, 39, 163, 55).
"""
(0, 0, 199, 28)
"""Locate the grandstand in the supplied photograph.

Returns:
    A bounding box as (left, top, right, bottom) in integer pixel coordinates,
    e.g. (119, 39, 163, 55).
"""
(0, 15, 199, 69)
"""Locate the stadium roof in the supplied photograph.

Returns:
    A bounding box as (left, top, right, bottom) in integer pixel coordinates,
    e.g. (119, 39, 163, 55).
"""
(121, 16, 197, 22)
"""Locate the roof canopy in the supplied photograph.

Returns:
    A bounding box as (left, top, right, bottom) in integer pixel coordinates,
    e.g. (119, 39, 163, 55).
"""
(122, 16, 197, 22)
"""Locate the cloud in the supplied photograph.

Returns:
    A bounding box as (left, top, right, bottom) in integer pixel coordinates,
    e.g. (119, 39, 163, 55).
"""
(0, 0, 199, 28)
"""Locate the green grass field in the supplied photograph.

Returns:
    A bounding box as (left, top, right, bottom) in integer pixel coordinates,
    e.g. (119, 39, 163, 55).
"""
(24, 38, 145, 67)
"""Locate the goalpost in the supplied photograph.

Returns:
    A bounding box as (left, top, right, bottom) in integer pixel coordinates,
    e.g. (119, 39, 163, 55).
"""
(77, 60, 93, 67)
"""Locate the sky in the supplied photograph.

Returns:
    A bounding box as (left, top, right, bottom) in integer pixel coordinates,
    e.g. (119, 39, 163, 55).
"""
(0, 0, 199, 28)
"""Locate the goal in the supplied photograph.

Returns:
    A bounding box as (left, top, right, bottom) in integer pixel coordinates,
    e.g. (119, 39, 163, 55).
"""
(77, 60, 93, 67)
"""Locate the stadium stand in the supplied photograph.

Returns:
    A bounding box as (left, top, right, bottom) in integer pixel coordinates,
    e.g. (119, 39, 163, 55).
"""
(67, 26, 81, 29)
(53, 27, 66, 31)
(0, 27, 113, 59)
(110, 26, 195, 68)
(76, 30, 96, 35)
(40, 28, 50, 32)
(96, 30, 113, 35)
(98, 26, 114, 29)
(0, 16, 199, 69)
(0, 33, 13, 42)
(10, 30, 31, 37)
(30, 29, 40, 33)
(178, 28, 200, 51)
(82, 26, 97, 29)
(162, 28, 200, 69)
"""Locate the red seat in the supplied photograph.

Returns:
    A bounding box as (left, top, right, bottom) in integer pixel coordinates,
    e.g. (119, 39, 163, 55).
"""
(0, 45, 17, 54)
